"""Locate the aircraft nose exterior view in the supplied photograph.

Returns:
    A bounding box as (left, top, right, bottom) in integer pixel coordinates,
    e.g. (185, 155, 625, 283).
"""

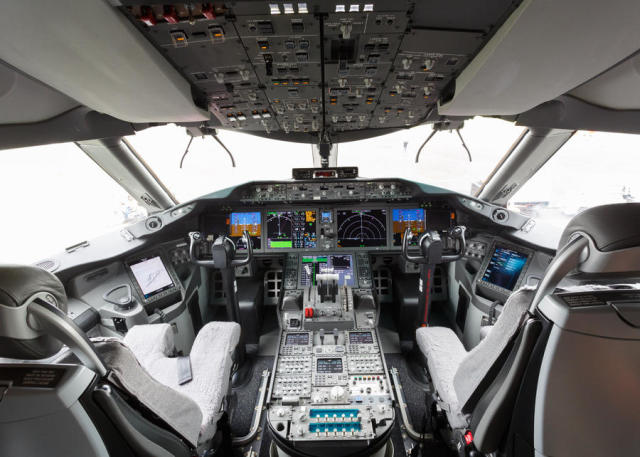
(2, 1, 640, 456)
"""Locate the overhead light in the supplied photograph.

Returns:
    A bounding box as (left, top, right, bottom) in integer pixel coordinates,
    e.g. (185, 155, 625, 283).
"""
(363, 4, 374, 12)
(335, 4, 346, 12)
(349, 4, 359, 12)
(298, 3, 308, 13)
(269, 4, 281, 14)
(283, 3, 294, 14)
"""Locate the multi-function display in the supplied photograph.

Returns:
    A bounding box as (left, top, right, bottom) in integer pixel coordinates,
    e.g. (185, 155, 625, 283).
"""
(266, 210, 317, 249)
(349, 331, 374, 345)
(228, 212, 262, 250)
(300, 254, 355, 287)
(337, 209, 387, 248)
(392, 208, 425, 246)
(285, 333, 310, 346)
(481, 246, 529, 291)
(316, 358, 343, 374)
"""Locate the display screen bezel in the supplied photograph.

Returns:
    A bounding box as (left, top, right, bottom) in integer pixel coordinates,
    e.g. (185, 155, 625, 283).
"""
(265, 209, 318, 250)
(298, 253, 357, 288)
(316, 358, 344, 374)
(285, 332, 310, 346)
(336, 208, 389, 248)
(227, 211, 262, 251)
(477, 242, 532, 295)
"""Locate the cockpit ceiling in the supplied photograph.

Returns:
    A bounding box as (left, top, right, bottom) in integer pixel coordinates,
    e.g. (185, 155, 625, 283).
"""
(116, 0, 519, 142)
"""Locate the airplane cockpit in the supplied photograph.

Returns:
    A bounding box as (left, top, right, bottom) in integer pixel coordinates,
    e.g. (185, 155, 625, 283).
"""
(1, 2, 639, 457)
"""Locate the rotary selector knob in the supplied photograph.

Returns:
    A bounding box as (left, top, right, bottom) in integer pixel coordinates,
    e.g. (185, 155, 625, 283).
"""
(330, 386, 345, 401)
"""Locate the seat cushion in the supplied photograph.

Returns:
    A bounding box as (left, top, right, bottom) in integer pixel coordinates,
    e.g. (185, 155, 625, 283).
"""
(125, 321, 241, 444)
(416, 326, 468, 429)
(93, 338, 203, 447)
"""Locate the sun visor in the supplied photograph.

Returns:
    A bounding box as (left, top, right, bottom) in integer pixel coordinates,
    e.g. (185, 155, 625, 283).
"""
(438, 0, 640, 116)
(0, 1, 209, 123)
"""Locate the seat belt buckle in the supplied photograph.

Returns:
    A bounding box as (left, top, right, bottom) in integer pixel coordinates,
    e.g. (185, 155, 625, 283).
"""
(177, 356, 193, 385)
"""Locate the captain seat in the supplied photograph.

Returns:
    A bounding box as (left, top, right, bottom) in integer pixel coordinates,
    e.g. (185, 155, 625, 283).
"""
(416, 202, 640, 453)
(0, 264, 239, 457)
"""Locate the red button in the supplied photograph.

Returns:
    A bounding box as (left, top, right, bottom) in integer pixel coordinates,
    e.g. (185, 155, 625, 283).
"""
(464, 431, 473, 445)
(305, 307, 314, 318)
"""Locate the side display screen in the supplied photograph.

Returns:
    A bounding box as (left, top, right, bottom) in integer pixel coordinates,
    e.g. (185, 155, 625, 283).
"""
(266, 210, 317, 249)
(228, 212, 261, 250)
(349, 331, 374, 345)
(317, 358, 343, 374)
(392, 208, 425, 246)
(481, 246, 529, 291)
(336, 209, 387, 248)
(300, 254, 355, 287)
(285, 333, 310, 345)
(128, 256, 175, 299)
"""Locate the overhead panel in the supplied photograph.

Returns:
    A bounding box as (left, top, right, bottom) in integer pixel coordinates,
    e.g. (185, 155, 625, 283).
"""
(118, 1, 516, 140)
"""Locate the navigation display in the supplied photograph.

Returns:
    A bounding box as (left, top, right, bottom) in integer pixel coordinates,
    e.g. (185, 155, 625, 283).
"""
(285, 333, 310, 346)
(481, 246, 529, 291)
(129, 256, 175, 299)
(266, 210, 317, 249)
(337, 209, 387, 248)
(300, 254, 355, 287)
(349, 331, 374, 345)
(317, 358, 343, 373)
(228, 212, 261, 250)
(392, 208, 426, 246)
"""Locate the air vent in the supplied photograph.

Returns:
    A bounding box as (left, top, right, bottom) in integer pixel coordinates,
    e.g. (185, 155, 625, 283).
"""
(35, 259, 59, 273)
(372, 268, 392, 303)
(492, 208, 509, 223)
(145, 216, 163, 231)
(264, 270, 283, 305)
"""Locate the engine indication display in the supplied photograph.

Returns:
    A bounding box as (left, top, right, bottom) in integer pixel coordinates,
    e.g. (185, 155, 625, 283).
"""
(266, 210, 317, 249)
(336, 209, 387, 248)
(228, 212, 261, 250)
(392, 208, 426, 246)
(300, 254, 355, 287)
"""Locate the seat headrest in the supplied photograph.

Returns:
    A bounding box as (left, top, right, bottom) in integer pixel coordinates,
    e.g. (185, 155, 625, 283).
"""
(558, 203, 640, 252)
(0, 264, 68, 359)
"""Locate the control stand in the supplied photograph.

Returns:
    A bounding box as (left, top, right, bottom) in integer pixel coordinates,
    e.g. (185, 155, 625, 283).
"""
(268, 258, 395, 457)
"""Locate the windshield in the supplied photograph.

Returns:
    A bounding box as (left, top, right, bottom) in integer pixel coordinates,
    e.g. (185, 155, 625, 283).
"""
(0, 143, 147, 264)
(508, 130, 640, 233)
(126, 118, 525, 201)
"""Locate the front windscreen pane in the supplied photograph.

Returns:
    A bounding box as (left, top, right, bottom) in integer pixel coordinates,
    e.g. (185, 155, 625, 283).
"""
(508, 130, 640, 235)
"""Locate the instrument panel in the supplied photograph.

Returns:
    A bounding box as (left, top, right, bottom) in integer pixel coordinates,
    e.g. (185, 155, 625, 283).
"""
(218, 202, 455, 253)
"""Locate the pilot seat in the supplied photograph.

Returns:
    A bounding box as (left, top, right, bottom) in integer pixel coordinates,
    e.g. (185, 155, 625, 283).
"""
(0, 264, 239, 457)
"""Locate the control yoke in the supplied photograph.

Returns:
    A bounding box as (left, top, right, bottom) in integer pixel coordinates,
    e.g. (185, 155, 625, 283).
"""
(188, 230, 253, 268)
(401, 225, 466, 327)
(401, 226, 466, 265)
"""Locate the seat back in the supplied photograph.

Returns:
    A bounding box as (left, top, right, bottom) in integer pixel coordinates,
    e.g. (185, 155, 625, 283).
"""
(452, 287, 535, 413)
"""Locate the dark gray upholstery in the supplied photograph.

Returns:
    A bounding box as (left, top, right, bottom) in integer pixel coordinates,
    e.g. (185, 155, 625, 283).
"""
(559, 203, 640, 252)
(0, 264, 67, 359)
